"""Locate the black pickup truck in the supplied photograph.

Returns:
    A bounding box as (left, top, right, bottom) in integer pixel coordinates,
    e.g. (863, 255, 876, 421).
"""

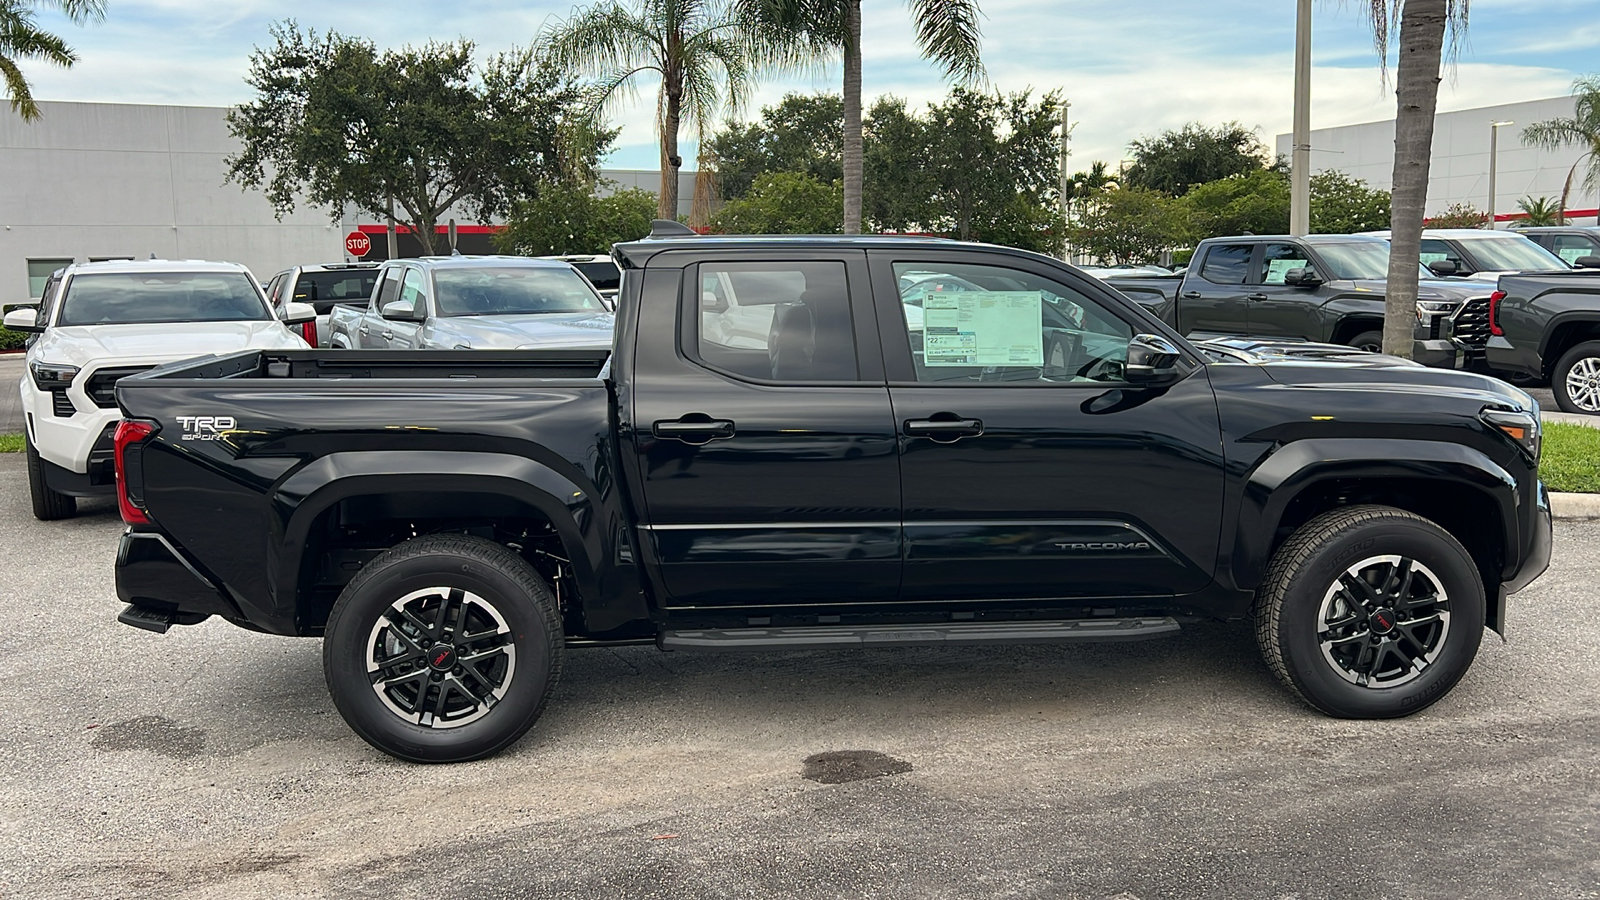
(1486, 268, 1600, 413)
(111, 228, 1552, 762)
(1105, 234, 1493, 368)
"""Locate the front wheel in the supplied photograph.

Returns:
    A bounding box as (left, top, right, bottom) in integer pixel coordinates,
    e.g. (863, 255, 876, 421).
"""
(1254, 505, 1484, 718)
(323, 535, 564, 763)
(24, 431, 76, 521)
(1346, 330, 1384, 354)
(1552, 340, 1600, 415)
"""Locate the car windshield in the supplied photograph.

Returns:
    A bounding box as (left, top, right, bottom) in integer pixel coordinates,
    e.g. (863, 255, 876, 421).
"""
(1457, 236, 1569, 272)
(57, 272, 269, 326)
(434, 267, 607, 317)
(1307, 241, 1398, 280)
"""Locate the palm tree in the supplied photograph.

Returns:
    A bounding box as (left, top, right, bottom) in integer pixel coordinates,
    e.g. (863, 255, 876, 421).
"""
(1364, 0, 1468, 360)
(1, 0, 105, 121)
(539, 0, 765, 220)
(1521, 77, 1600, 224)
(740, 0, 984, 233)
(1515, 195, 1567, 228)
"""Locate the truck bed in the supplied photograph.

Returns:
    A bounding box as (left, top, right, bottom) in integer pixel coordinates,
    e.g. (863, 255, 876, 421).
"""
(124, 348, 612, 382)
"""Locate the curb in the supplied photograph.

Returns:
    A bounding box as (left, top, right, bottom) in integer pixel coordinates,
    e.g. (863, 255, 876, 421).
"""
(1551, 492, 1600, 520)
(1543, 412, 1600, 429)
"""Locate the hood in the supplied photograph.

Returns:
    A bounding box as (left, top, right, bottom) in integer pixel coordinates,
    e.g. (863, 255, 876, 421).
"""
(1340, 278, 1490, 301)
(429, 312, 615, 350)
(31, 320, 308, 370)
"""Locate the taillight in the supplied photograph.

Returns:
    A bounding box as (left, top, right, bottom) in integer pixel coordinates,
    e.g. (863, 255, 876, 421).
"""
(1489, 290, 1505, 336)
(301, 320, 317, 344)
(114, 419, 159, 525)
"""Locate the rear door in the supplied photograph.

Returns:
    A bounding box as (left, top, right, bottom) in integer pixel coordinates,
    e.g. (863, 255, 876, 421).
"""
(1178, 242, 1255, 337)
(628, 251, 902, 607)
(870, 249, 1224, 602)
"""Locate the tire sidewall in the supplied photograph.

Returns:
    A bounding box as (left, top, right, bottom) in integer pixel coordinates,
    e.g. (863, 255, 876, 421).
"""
(24, 430, 74, 520)
(325, 545, 556, 763)
(1277, 518, 1484, 718)
(1348, 330, 1383, 354)
(1553, 341, 1600, 415)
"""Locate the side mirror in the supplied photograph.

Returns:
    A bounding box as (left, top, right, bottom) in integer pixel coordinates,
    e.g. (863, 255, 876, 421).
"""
(1426, 259, 1459, 277)
(1125, 333, 1183, 385)
(281, 301, 316, 325)
(1283, 267, 1323, 288)
(2, 307, 42, 334)
(1574, 255, 1600, 270)
(381, 300, 421, 321)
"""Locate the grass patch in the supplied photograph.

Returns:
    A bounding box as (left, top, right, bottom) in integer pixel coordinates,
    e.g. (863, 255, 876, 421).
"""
(0, 433, 22, 453)
(1540, 422, 1600, 493)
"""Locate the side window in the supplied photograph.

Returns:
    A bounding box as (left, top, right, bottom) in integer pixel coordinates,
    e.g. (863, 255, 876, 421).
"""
(1550, 234, 1600, 265)
(893, 261, 1133, 385)
(1420, 239, 1470, 272)
(1261, 243, 1313, 284)
(397, 269, 427, 317)
(695, 261, 858, 382)
(37, 274, 63, 324)
(374, 269, 402, 310)
(265, 274, 286, 309)
(1198, 244, 1254, 285)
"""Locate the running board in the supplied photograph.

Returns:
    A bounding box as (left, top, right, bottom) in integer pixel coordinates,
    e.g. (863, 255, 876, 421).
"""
(118, 604, 173, 634)
(659, 617, 1180, 651)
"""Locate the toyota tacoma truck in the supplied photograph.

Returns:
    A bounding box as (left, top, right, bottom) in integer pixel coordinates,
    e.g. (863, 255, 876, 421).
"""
(110, 226, 1553, 763)
(1097, 234, 1493, 368)
(1484, 268, 1600, 413)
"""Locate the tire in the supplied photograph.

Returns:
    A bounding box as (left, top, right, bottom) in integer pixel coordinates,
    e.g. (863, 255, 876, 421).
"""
(323, 534, 564, 763)
(1552, 340, 1600, 415)
(24, 431, 76, 521)
(1253, 505, 1484, 719)
(1346, 330, 1383, 354)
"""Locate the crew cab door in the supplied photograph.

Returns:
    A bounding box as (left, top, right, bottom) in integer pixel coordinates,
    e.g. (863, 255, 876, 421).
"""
(627, 251, 901, 607)
(869, 250, 1224, 601)
(1244, 242, 1329, 340)
(360, 268, 402, 349)
(379, 268, 427, 349)
(1178, 242, 1255, 337)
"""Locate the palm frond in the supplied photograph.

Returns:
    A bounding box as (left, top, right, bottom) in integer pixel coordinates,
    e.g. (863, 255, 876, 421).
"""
(47, 0, 106, 24)
(1361, 0, 1470, 79)
(0, 53, 38, 120)
(907, 0, 984, 84)
(538, 2, 661, 78)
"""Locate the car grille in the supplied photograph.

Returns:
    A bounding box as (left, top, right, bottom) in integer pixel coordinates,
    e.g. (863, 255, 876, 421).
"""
(85, 366, 155, 409)
(1452, 297, 1492, 350)
(51, 389, 76, 417)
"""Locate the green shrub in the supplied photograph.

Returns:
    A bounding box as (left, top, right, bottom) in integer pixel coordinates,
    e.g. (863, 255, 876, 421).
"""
(0, 327, 26, 351)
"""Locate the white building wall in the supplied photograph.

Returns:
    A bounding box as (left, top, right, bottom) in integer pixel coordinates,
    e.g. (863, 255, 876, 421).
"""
(0, 101, 344, 298)
(1275, 95, 1596, 226)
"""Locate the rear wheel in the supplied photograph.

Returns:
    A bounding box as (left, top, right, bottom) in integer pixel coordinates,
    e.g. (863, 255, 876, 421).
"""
(24, 431, 76, 521)
(1346, 330, 1383, 354)
(1254, 505, 1484, 718)
(323, 535, 563, 763)
(1552, 340, 1600, 415)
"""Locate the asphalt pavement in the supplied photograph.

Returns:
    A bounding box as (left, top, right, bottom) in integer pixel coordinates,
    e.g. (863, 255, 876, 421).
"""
(0, 453, 1597, 899)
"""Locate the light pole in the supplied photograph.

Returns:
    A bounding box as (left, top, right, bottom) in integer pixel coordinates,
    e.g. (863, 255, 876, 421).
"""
(1060, 98, 1072, 261)
(1289, 0, 1312, 236)
(1488, 120, 1514, 230)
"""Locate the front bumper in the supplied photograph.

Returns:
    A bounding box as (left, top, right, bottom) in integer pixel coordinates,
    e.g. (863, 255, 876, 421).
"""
(115, 531, 241, 622)
(1505, 482, 1554, 596)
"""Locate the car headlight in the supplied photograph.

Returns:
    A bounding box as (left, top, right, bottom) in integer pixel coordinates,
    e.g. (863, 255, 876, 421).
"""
(1481, 408, 1540, 461)
(1415, 299, 1458, 319)
(30, 362, 80, 391)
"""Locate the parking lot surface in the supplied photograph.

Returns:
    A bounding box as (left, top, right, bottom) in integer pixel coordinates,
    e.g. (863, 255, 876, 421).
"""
(0, 452, 1596, 899)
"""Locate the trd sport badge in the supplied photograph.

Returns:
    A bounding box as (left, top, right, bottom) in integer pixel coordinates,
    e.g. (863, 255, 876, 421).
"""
(176, 415, 236, 441)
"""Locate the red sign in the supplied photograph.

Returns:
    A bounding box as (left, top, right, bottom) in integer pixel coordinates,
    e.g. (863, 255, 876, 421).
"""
(345, 231, 372, 258)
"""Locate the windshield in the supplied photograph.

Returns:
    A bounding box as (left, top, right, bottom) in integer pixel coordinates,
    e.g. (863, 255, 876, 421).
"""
(434, 267, 607, 317)
(57, 272, 269, 326)
(1307, 241, 1397, 280)
(1457, 236, 1569, 272)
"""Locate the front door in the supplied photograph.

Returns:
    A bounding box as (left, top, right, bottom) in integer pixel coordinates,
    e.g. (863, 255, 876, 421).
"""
(629, 252, 902, 607)
(1246, 242, 1327, 340)
(380, 268, 427, 348)
(870, 251, 1225, 603)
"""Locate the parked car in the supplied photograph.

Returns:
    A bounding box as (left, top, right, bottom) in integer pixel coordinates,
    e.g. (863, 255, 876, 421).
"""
(539, 254, 623, 304)
(1484, 268, 1600, 412)
(326, 255, 613, 351)
(2, 259, 312, 520)
(1099, 234, 1492, 368)
(263, 262, 381, 347)
(111, 225, 1550, 762)
(1514, 226, 1600, 268)
(1363, 228, 1572, 281)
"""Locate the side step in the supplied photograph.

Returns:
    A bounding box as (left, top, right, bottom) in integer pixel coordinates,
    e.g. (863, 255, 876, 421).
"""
(118, 604, 173, 634)
(660, 617, 1179, 651)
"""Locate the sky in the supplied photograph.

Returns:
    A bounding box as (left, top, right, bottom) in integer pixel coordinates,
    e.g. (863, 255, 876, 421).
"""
(16, 0, 1600, 172)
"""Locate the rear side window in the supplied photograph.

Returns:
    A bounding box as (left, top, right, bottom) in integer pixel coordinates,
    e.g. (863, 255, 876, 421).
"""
(695, 261, 858, 382)
(1199, 244, 1254, 285)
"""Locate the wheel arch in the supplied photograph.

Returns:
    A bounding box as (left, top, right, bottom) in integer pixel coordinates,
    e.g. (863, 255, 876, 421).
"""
(1329, 314, 1384, 347)
(1540, 318, 1600, 378)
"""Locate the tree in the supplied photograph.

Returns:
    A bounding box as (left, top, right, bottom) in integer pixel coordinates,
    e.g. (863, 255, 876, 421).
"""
(1068, 188, 1193, 265)
(739, 0, 983, 233)
(495, 183, 656, 255)
(1, 0, 104, 121)
(1122, 122, 1268, 196)
(861, 95, 937, 232)
(1181, 168, 1290, 240)
(708, 92, 843, 199)
(710, 171, 842, 233)
(228, 24, 601, 255)
(919, 88, 1063, 251)
(1365, 0, 1468, 359)
(1514, 196, 1567, 227)
(539, 0, 769, 220)
(1521, 76, 1600, 222)
(1427, 201, 1487, 228)
(1309, 170, 1391, 233)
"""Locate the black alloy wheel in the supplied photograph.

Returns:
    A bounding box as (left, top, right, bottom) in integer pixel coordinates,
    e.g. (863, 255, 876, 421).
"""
(1314, 555, 1451, 688)
(1347, 330, 1384, 354)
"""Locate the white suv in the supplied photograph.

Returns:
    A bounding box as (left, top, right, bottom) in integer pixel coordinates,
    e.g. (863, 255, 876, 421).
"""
(4, 259, 314, 520)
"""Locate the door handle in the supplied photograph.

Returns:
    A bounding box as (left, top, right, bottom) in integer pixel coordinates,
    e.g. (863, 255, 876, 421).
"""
(904, 417, 984, 442)
(1246, 293, 1268, 301)
(1181, 291, 1202, 299)
(358, 325, 369, 335)
(381, 330, 394, 340)
(653, 415, 736, 444)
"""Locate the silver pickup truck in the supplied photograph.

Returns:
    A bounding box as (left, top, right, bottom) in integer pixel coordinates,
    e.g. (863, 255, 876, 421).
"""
(327, 255, 614, 351)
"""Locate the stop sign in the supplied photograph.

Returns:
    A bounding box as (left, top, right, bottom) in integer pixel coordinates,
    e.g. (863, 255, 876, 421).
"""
(345, 231, 372, 258)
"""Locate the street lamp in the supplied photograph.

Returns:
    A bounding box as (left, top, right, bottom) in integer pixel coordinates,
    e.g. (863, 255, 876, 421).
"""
(1290, 0, 1312, 236)
(1488, 120, 1514, 230)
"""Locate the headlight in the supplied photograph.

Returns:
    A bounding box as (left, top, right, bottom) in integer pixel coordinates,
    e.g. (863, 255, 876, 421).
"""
(1481, 408, 1540, 461)
(1415, 299, 1458, 321)
(30, 362, 79, 391)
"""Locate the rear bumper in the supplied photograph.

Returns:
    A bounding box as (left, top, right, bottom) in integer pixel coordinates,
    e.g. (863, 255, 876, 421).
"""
(115, 531, 241, 621)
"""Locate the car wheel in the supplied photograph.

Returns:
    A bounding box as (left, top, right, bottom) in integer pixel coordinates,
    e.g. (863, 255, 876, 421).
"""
(1346, 330, 1383, 354)
(1552, 340, 1600, 415)
(323, 534, 564, 763)
(24, 431, 77, 521)
(1253, 505, 1483, 718)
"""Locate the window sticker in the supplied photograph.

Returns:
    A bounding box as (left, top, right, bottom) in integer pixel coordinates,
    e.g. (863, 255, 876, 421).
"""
(1264, 258, 1310, 284)
(923, 291, 1044, 366)
(1419, 252, 1450, 264)
(1559, 247, 1591, 264)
